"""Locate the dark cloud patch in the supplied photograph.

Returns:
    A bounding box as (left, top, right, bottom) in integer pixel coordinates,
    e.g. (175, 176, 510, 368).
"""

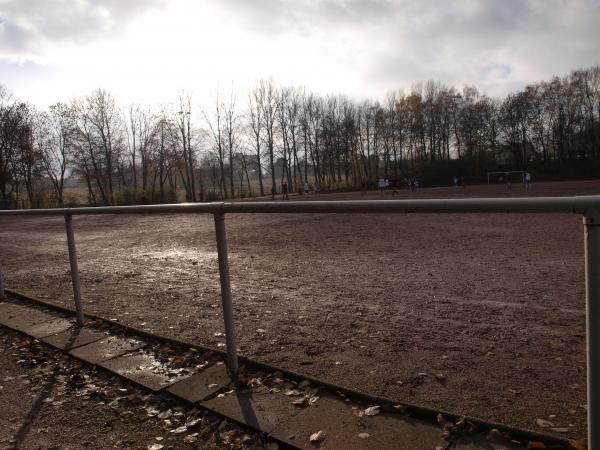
(0, 0, 166, 58)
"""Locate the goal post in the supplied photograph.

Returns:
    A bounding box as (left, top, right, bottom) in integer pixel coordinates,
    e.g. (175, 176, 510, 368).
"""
(487, 171, 525, 185)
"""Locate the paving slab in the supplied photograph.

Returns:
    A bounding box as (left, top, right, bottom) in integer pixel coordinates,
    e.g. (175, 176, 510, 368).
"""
(0, 302, 59, 334)
(26, 317, 74, 339)
(0, 302, 27, 315)
(42, 327, 107, 351)
(69, 335, 145, 364)
(449, 434, 523, 449)
(99, 352, 191, 392)
(167, 363, 232, 403)
(200, 386, 304, 433)
(269, 395, 447, 450)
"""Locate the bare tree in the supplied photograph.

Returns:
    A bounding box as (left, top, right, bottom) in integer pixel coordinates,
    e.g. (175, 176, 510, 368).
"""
(177, 93, 197, 201)
(260, 79, 279, 194)
(248, 84, 265, 196)
(203, 93, 228, 199)
(34, 103, 73, 206)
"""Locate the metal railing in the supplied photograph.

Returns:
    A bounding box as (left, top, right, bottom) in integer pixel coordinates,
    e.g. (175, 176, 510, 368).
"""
(0, 196, 599, 448)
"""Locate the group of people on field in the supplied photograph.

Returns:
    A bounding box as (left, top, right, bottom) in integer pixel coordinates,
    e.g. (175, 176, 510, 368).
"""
(272, 180, 313, 200)
(269, 171, 534, 201)
(498, 172, 533, 189)
(374, 177, 420, 193)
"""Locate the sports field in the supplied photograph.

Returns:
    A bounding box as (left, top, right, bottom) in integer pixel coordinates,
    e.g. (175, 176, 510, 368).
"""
(0, 180, 596, 440)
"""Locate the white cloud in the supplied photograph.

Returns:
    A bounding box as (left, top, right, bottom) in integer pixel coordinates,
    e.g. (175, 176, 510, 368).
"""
(0, 0, 598, 107)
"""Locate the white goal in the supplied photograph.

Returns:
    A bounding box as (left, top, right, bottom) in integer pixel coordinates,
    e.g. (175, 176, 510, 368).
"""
(487, 171, 525, 184)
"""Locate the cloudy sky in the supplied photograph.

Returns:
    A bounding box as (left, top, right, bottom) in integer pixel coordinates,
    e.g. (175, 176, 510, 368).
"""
(0, 0, 599, 107)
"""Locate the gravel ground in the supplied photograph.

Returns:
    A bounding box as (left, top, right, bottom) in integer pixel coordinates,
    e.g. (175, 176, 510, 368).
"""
(0, 180, 596, 441)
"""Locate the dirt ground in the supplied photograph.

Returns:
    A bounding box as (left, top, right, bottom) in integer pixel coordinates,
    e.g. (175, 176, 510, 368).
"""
(0, 180, 596, 441)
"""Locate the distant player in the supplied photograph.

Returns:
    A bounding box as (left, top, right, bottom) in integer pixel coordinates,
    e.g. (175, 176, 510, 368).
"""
(378, 178, 385, 194)
(303, 181, 309, 194)
(525, 172, 532, 190)
(282, 181, 289, 200)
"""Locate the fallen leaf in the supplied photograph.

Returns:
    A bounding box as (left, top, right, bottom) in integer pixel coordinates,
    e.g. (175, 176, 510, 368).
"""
(357, 433, 370, 439)
(158, 410, 172, 420)
(186, 418, 203, 428)
(569, 439, 586, 450)
(364, 406, 380, 416)
(309, 430, 324, 443)
(171, 356, 186, 367)
(393, 404, 408, 414)
(183, 435, 198, 444)
(528, 442, 546, 449)
(147, 445, 164, 450)
(489, 429, 503, 438)
(536, 419, 554, 428)
(437, 413, 452, 427)
(240, 434, 253, 443)
(171, 426, 187, 434)
(292, 396, 308, 407)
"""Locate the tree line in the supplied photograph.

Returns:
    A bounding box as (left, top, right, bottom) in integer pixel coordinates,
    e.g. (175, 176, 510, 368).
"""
(1, 64, 599, 208)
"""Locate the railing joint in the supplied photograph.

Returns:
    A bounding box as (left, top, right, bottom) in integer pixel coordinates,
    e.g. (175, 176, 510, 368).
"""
(584, 207, 600, 225)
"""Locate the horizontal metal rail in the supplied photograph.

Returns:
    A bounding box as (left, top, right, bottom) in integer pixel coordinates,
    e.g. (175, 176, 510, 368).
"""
(0, 195, 598, 448)
(0, 195, 599, 216)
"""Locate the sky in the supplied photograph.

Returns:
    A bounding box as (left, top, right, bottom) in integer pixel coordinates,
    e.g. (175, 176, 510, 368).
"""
(0, 0, 599, 108)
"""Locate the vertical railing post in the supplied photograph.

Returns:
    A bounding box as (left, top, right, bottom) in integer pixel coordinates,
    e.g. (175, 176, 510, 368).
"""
(584, 208, 600, 450)
(213, 212, 239, 378)
(0, 257, 5, 299)
(65, 213, 84, 326)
